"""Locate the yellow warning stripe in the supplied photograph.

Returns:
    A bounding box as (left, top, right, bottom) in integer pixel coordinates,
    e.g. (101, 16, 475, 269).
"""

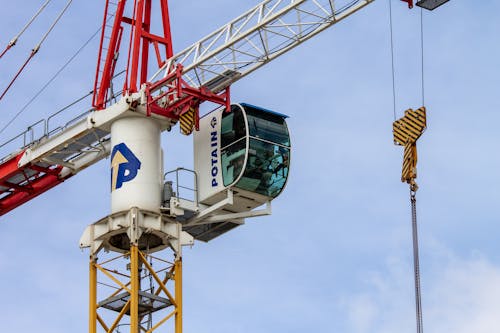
(402, 145, 413, 173)
(180, 108, 195, 135)
(402, 144, 417, 183)
(393, 107, 427, 145)
(403, 112, 426, 132)
(394, 124, 420, 143)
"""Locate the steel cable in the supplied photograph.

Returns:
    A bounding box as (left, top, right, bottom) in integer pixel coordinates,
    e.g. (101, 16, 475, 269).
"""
(0, 0, 74, 101)
(420, 7, 425, 106)
(410, 189, 424, 333)
(0, 26, 102, 135)
(388, 0, 397, 121)
(0, 0, 52, 59)
(35, 0, 74, 53)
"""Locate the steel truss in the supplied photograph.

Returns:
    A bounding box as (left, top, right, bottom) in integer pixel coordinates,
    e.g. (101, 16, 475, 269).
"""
(89, 247, 182, 333)
(148, 0, 374, 99)
(94, 0, 174, 109)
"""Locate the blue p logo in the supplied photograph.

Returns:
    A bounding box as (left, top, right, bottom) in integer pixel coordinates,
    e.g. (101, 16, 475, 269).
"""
(111, 143, 141, 191)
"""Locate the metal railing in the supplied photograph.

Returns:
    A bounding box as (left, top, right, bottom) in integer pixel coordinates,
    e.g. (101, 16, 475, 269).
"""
(0, 70, 127, 164)
(0, 98, 93, 164)
(0, 89, 124, 164)
(164, 167, 198, 206)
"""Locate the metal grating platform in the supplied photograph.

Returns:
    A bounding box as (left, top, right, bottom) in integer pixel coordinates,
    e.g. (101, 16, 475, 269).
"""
(184, 221, 240, 242)
(47, 128, 109, 163)
(0, 124, 110, 216)
(99, 291, 172, 315)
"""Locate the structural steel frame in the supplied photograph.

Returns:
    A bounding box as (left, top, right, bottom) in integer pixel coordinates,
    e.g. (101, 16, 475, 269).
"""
(149, 0, 374, 96)
(89, 246, 182, 333)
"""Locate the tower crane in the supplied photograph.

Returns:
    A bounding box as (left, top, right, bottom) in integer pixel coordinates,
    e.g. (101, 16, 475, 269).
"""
(0, 0, 450, 332)
(0, 0, 377, 216)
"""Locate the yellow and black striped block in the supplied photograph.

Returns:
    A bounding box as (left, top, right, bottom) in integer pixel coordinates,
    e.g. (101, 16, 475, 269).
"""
(393, 106, 426, 146)
(402, 143, 418, 183)
(180, 107, 195, 135)
(393, 106, 426, 184)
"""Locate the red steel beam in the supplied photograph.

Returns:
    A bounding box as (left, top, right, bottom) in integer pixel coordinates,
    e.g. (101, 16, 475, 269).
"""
(0, 166, 67, 216)
(0, 152, 25, 184)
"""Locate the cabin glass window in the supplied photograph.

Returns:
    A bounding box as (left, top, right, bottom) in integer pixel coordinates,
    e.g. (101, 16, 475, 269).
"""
(221, 106, 247, 186)
(236, 138, 290, 198)
(246, 108, 290, 147)
(221, 138, 246, 186)
(221, 106, 246, 149)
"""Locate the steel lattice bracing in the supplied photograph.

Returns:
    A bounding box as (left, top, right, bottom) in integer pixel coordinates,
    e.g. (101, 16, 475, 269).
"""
(149, 0, 374, 98)
(93, 0, 174, 109)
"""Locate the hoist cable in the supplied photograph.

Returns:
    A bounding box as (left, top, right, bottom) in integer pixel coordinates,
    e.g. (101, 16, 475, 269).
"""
(0, 0, 52, 59)
(0, 26, 102, 135)
(420, 8, 425, 106)
(0, 0, 73, 101)
(388, 0, 397, 121)
(410, 189, 424, 333)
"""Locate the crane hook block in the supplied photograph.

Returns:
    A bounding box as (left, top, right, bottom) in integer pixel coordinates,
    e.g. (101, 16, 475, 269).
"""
(393, 106, 427, 188)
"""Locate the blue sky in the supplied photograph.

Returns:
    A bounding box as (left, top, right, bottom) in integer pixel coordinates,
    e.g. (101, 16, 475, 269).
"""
(1, 1, 500, 332)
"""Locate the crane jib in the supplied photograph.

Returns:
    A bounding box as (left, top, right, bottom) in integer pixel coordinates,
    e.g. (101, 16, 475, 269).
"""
(149, 0, 374, 94)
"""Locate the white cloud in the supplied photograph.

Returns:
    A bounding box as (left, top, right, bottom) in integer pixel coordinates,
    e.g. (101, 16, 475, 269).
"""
(341, 247, 500, 333)
(427, 254, 500, 333)
(345, 294, 379, 333)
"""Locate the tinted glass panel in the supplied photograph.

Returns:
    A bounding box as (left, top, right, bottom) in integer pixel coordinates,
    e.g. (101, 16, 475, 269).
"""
(221, 138, 246, 186)
(221, 106, 246, 149)
(245, 107, 290, 146)
(236, 138, 290, 198)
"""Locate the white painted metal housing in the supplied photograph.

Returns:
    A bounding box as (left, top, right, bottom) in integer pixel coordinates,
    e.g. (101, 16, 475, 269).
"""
(165, 103, 290, 242)
(111, 117, 163, 213)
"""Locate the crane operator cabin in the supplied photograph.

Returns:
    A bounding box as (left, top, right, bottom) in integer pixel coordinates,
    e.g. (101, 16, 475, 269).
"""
(183, 103, 291, 241)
